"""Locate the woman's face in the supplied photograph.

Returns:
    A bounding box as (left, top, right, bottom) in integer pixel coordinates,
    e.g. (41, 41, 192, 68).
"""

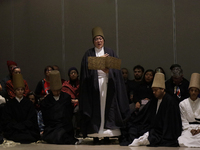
(93, 36, 104, 49)
(69, 70, 78, 81)
(28, 95, 36, 104)
(145, 71, 154, 83)
(45, 67, 53, 77)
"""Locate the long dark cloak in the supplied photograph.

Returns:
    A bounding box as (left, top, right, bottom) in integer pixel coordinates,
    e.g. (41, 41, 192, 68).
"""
(40, 92, 78, 144)
(120, 93, 182, 147)
(2, 97, 40, 143)
(79, 47, 130, 137)
(148, 93, 182, 147)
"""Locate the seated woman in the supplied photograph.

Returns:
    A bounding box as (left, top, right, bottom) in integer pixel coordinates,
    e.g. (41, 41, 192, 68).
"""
(2, 73, 40, 143)
(6, 66, 30, 99)
(40, 70, 79, 144)
(35, 66, 54, 99)
(27, 91, 44, 136)
(178, 73, 200, 147)
(62, 67, 80, 137)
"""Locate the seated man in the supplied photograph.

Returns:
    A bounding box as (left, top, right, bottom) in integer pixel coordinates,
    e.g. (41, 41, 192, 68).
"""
(40, 70, 79, 144)
(124, 73, 182, 147)
(2, 73, 40, 143)
(6, 66, 30, 99)
(178, 73, 200, 147)
(165, 64, 189, 103)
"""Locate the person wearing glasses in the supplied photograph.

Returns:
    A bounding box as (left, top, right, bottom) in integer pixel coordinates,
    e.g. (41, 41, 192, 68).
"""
(79, 27, 130, 144)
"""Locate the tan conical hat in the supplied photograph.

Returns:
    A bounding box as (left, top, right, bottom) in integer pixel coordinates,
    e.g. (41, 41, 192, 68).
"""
(189, 73, 200, 90)
(92, 27, 105, 40)
(49, 70, 62, 90)
(13, 74, 25, 89)
(152, 73, 165, 89)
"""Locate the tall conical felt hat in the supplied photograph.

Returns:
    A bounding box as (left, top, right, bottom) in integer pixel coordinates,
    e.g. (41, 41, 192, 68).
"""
(152, 73, 165, 89)
(189, 73, 200, 90)
(13, 74, 25, 89)
(92, 27, 105, 40)
(49, 70, 62, 90)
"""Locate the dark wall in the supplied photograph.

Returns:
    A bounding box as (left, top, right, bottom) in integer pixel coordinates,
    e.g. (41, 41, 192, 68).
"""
(1, 0, 200, 91)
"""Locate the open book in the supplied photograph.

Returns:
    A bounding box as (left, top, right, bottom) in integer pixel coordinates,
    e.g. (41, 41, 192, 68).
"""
(88, 56, 121, 70)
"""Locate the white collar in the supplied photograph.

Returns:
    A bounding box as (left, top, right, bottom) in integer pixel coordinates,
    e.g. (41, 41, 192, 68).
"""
(15, 96, 23, 103)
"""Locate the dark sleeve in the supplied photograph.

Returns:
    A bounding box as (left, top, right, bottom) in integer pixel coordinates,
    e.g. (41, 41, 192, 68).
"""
(0, 78, 8, 98)
(35, 80, 43, 96)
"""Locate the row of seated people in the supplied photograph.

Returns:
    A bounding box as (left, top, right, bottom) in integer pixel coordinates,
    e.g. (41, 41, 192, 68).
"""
(0, 61, 199, 147)
(121, 64, 190, 114)
(0, 61, 81, 144)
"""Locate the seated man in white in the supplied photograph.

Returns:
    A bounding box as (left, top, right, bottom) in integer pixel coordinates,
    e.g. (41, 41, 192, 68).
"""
(178, 73, 200, 147)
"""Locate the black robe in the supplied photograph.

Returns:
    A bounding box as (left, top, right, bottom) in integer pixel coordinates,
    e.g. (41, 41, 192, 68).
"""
(2, 97, 40, 143)
(40, 92, 78, 144)
(79, 47, 130, 137)
(120, 93, 182, 147)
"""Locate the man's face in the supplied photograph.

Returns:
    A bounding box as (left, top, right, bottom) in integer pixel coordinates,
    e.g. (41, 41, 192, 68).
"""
(172, 76, 183, 85)
(52, 89, 61, 96)
(12, 68, 21, 75)
(134, 69, 143, 81)
(69, 70, 78, 81)
(121, 69, 128, 80)
(93, 36, 104, 49)
(15, 87, 24, 99)
(152, 87, 165, 99)
(189, 87, 200, 101)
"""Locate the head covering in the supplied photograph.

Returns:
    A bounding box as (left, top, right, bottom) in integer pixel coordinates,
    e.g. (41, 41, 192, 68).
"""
(7, 61, 17, 67)
(152, 73, 165, 89)
(49, 70, 62, 90)
(68, 67, 78, 76)
(170, 64, 181, 70)
(189, 73, 200, 90)
(13, 74, 25, 90)
(92, 27, 105, 40)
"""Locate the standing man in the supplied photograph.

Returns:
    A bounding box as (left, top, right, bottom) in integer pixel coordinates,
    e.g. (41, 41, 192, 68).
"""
(165, 64, 189, 103)
(80, 27, 130, 144)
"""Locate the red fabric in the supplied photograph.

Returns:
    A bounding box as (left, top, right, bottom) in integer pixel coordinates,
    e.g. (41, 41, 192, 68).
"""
(7, 61, 17, 67)
(42, 79, 50, 95)
(6, 79, 30, 99)
(61, 80, 80, 107)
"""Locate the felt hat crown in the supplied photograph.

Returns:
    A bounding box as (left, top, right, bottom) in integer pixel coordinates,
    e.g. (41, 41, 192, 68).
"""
(92, 27, 105, 40)
(152, 73, 165, 89)
(49, 70, 62, 90)
(13, 74, 25, 89)
(189, 73, 200, 90)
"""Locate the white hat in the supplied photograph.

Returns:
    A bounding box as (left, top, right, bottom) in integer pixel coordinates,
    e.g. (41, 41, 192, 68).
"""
(49, 70, 62, 90)
(152, 73, 165, 89)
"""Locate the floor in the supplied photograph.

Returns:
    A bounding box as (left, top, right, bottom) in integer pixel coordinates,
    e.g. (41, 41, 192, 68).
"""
(0, 138, 198, 150)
